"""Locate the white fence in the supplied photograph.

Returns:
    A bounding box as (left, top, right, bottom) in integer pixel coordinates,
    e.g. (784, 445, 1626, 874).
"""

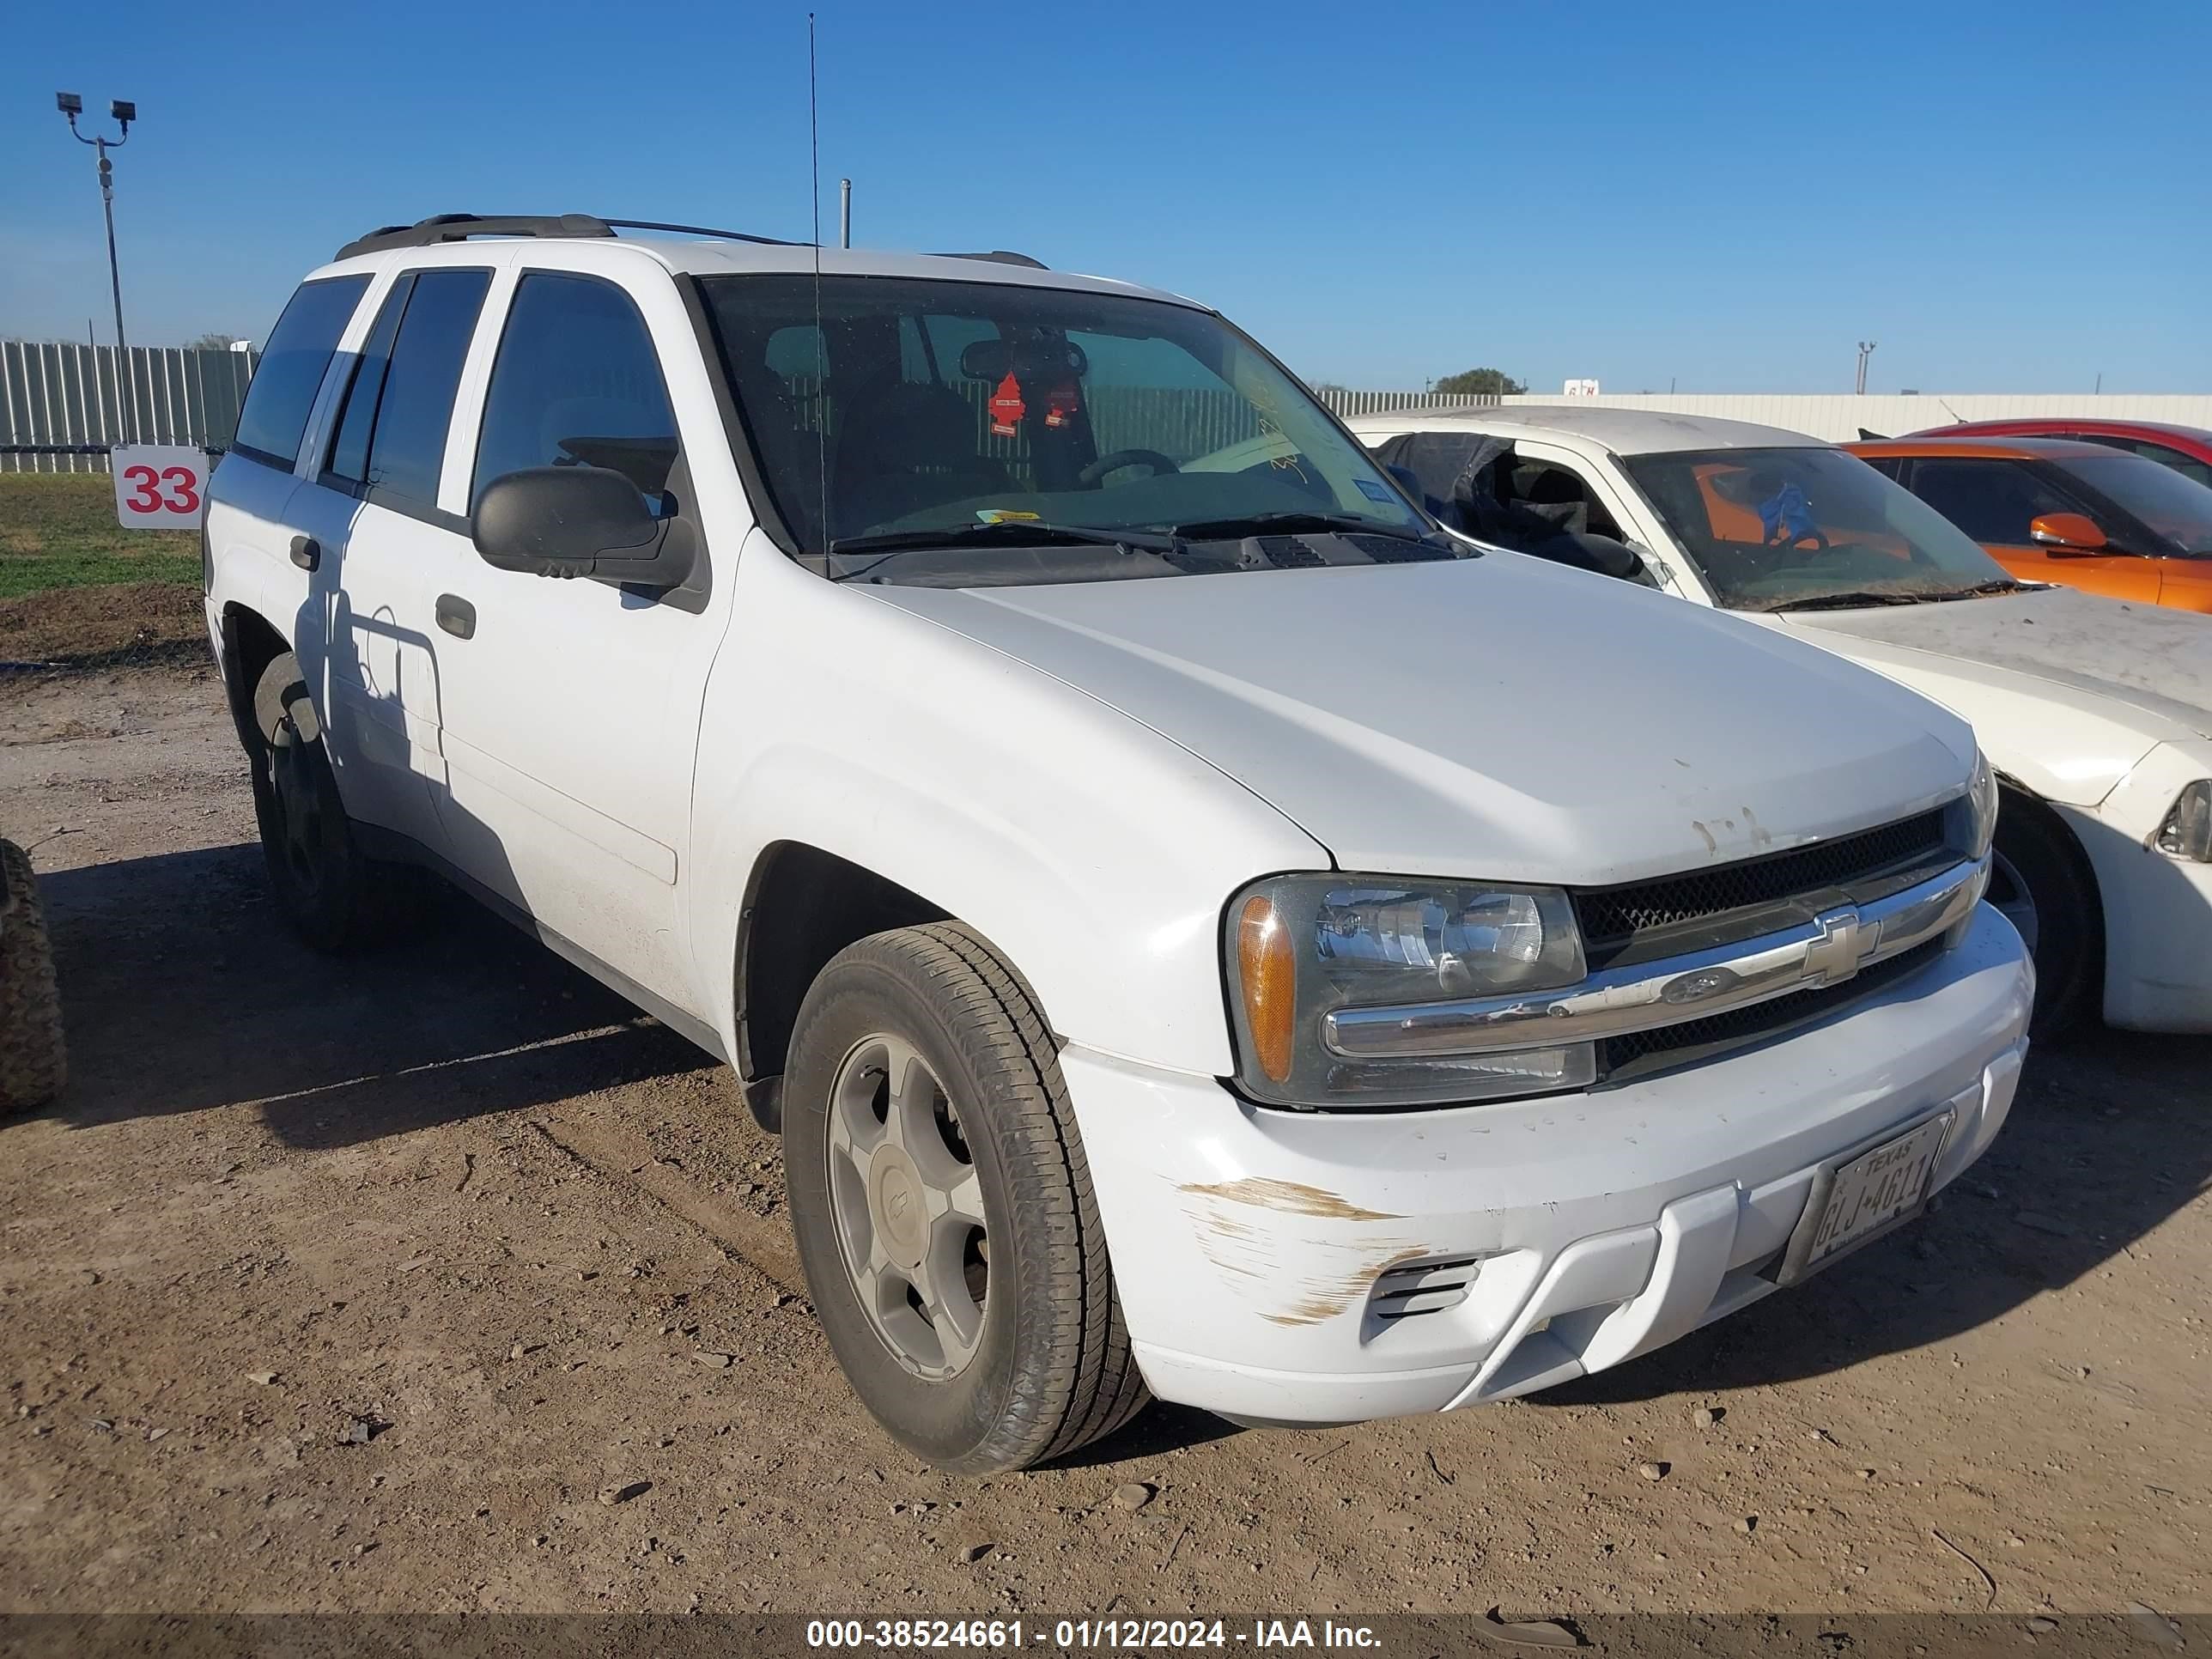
(2, 340, 260, 474)
(1316, 390, 1498, 419)
(1494, 392, 2212, 444)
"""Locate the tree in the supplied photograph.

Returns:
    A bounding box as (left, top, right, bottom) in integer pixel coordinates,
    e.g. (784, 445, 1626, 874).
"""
(1433, 367, 1527, 396)
(186, 331, 240, 351)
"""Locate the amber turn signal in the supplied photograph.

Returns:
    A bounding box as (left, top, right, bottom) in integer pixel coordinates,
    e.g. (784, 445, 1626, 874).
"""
(1236, 894, 1297, 1083)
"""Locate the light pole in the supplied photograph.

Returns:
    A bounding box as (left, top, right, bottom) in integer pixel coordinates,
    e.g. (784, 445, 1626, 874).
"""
(57, 92, 138, 441)
(1854, 339, 1877, 396)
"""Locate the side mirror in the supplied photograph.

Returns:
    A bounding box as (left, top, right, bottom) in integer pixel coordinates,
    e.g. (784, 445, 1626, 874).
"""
(472, 466, 684, 586)
(1564, 532, 1648, 583)
(2028, 512, 2108, 554)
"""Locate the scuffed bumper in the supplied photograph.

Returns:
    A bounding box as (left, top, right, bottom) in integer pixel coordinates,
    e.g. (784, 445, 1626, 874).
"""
(1066, 902, 2032, 1425)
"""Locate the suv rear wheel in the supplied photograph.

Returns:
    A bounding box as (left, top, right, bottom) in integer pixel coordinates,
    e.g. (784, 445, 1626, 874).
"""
(249, 655, 421, 953)
(783, 922, 1147, 1473)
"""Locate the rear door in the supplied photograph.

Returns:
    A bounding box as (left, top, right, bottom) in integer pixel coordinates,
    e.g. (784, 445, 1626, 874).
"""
(207, 271, 372, 721)
(289, 264, 495, 854)
(1901, 455, 2162, 603)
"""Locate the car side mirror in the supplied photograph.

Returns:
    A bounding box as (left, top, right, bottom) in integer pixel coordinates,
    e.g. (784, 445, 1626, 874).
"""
(2028, 512, 2108, 555)
(1567, 532, 1649, 583)
(472, 466, 690, 586)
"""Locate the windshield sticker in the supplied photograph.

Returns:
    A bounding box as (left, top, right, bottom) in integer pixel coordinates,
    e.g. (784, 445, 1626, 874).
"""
(988, 373, 1026, 438)
(975, 509, 1042, 525)
(1355, 478, 1395, 503)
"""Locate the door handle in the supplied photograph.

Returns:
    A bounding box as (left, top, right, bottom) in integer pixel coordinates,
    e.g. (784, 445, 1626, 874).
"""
(289, 535, 320, 572)
(435, 594, 477, 640)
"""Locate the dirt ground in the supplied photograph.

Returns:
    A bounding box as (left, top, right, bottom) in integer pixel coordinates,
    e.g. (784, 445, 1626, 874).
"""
(0, 663, 2207, 1623)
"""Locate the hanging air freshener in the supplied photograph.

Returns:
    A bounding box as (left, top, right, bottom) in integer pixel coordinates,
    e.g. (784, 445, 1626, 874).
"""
(988, 372, 1026, 438)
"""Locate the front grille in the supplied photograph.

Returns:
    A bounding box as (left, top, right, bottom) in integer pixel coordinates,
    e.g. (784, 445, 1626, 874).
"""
(1575, 808, 1950, 966)
(1595, 936, 1944, 1088)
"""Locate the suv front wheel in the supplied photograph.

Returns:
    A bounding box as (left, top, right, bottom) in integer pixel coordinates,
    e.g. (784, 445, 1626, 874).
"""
(783, 922, 1147, 1473)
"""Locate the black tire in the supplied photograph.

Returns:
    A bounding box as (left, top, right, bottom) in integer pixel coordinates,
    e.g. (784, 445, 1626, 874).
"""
(1988, 788, 2101, 1038)
(248, 655, 420, 954)
(783, 921, 1148, 1473)
(0, 838, 68, 1115)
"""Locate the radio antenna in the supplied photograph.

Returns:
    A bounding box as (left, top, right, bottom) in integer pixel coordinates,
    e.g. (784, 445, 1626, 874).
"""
(808, 13, 830, 558)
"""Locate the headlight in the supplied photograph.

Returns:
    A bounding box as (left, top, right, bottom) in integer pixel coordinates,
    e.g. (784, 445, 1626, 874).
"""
(2155, 780, 2212, 861)
(1966, 749, 1999, 860)
(1226, 874, 1590, 1109)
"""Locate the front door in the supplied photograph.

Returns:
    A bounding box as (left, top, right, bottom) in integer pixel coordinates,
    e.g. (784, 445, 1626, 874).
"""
(417, 260, 735, 1014)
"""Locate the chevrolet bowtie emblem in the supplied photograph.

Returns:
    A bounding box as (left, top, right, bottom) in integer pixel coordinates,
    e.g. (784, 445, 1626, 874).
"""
(1805, 907, 1866, 986)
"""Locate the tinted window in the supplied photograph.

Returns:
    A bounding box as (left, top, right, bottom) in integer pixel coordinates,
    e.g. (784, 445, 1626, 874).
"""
(233, 276, 370, 466)
(364, 269, 490, 505)
(472, 274, 678, 508)
(2076, 434, 2212, 490)
(325, 276, 410, 486)
(1907, 459, 2076, 544)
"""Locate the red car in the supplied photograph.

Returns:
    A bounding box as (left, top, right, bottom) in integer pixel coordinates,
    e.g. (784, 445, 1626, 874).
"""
(1904, 417, 2212, 489)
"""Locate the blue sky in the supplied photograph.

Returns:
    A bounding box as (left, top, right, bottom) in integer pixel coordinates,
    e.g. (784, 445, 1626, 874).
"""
(3, 0, 2206, 393)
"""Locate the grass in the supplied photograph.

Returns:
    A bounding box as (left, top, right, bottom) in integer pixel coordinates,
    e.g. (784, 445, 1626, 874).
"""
(0, 473, 205, 664)
(0, 472, 200, 601)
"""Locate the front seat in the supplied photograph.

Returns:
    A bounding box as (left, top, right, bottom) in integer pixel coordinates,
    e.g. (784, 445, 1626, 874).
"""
(833, 380, 1011, 535)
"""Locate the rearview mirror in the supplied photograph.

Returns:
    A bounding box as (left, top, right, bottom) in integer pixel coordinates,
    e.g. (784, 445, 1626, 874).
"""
(473, 466, 685, 586)
(2028, 512, 2107, 554)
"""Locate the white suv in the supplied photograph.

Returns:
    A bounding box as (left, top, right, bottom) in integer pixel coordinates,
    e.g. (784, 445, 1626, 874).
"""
(204, 214, 2032, 1473)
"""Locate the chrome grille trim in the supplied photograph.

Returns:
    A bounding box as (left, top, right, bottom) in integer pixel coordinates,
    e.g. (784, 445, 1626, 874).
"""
(1322, 855, 1989, 1060)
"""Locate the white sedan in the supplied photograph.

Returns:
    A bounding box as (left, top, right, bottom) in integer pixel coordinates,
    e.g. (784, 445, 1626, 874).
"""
(1347, 403, 2212, 1035)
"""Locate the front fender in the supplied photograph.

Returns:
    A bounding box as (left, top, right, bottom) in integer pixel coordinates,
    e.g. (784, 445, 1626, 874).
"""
(686, 544, 1328, 1077)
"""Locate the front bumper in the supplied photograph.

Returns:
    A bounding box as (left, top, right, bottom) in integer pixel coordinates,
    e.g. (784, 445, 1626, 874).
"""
(1066, 902, 2032, 1425)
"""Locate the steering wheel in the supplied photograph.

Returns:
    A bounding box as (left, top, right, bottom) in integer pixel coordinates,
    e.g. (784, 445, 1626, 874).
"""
(1078, 449, 1182, 488)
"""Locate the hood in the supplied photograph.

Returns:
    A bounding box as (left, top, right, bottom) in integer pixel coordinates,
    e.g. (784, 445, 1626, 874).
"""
(866, 556, 1974, 884)
(1781, 585, 2212, 744)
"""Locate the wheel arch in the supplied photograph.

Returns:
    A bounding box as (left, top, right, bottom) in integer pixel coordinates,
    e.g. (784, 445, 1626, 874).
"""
(732, 840, 956, 1131)
(217, 604, 295, 755)
(1995, 778, 2107, 1018)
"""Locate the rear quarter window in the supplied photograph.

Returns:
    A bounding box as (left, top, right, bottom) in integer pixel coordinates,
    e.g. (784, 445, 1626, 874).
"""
(233, 276, 372, 468)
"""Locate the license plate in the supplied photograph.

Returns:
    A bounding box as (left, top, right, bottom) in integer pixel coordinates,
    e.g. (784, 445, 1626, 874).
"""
(1780, 1111, 1954, 1284)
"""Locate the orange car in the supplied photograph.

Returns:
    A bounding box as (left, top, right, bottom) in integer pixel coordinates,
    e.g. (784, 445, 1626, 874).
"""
(1845, 435, 2212, 613)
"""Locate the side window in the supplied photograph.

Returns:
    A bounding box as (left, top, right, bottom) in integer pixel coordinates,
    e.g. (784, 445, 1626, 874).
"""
(233, 275, 371, 468)
(2078, 434, 2212, 489)
(472, 273, 678, 508)
(325, 276, 412, 486)
(1908, 459, 2075, 544)
(363, 270, 491, 505)
(1860, 455, 1907, 483)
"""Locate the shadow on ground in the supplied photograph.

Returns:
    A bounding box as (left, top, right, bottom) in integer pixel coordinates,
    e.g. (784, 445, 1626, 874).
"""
(26, 841, 2212, 1411)
(1546, 1024, 2212, 1400)
(32, 842, 714, 1149)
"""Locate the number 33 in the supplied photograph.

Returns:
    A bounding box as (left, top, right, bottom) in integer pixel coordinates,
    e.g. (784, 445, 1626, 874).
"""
(124, 465, 200, 514)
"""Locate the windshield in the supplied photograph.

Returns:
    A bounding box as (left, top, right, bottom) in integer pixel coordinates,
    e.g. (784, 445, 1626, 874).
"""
(2059, 452, 2212, 556)
(697, 274, 1421, 571)
(1621, 447, 2016, 611)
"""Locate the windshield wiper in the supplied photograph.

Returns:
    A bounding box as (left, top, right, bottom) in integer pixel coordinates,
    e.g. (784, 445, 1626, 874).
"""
(826, 520, 1185, 580)
(1159, 510, 1436, 545)
(1762, 590, 1942, 612)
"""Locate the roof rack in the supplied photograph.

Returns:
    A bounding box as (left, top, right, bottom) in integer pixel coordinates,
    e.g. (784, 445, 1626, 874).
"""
(335, 214, 1047, 269)
(939, 250, 1049, 270)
